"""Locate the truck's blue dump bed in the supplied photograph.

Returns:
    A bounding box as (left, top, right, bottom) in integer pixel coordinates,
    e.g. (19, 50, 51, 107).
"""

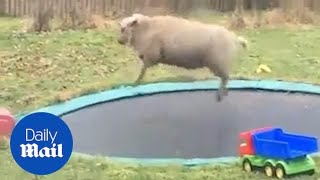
(252, 128, 318, 159)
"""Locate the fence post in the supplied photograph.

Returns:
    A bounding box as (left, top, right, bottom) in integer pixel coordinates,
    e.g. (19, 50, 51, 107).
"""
(0, 0, 5, 15)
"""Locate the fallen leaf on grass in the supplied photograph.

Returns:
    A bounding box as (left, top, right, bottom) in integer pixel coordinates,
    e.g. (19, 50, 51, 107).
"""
(94, 69, 108, 78)
(256, 64, 272, 74)
(305, 57, 320, 65)
(15, 95, 37, 106)
(32, 175, 40, 180)
(55, 90, 75, 102)
(0, 136, 10, 150)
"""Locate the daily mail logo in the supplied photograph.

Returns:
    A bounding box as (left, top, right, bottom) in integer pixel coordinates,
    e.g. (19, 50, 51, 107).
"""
(20, 129, 63, 158)
(10, 112, 73, 175)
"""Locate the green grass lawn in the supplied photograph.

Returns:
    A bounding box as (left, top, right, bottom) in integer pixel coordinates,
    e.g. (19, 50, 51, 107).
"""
(1, 14, 320, 179)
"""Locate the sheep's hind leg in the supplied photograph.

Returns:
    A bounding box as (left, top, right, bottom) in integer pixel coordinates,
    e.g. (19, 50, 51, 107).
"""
(208, 64, 229, 102)
(217, 76, 229, 102)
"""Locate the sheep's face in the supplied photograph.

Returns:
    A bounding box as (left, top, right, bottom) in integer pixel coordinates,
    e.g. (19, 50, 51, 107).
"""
(118, 16, 138, 45)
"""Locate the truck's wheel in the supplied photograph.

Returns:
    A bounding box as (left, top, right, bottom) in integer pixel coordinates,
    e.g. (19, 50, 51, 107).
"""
(275, 164, 286, 179)
(264, 162, 274, 177)
(242, 159, 252, 172)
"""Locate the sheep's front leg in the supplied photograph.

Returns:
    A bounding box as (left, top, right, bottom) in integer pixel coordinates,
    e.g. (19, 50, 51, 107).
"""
(134, 43, 161, 84)
(135, 59, 147, 84)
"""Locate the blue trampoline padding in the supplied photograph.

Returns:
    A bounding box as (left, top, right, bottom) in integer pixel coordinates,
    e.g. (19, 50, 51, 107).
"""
(71, 152, 320, 167)
(13, 79, 320, 166)
(71, 152, 241, 166)
(15, 79, 320, 120)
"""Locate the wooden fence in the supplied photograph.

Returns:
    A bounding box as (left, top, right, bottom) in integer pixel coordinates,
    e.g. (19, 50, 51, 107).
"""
(0, 0, 319, 18)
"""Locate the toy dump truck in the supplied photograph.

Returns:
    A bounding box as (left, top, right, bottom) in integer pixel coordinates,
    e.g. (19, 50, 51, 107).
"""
(239, 127, 318, 179)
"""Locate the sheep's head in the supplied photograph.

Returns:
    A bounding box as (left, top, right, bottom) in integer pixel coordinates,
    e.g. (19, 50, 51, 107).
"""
(117, 14, 146, 45)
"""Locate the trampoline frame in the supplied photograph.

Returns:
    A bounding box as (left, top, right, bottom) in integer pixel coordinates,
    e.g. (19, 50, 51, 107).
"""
(14, 79, 320, 166)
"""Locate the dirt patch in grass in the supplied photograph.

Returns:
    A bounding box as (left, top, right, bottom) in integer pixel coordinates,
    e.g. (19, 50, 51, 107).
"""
(263, 8, 320, 25)
(22, 2, 118, 33)
(57, 9, 115, 31)
(227, 8, 320, 30)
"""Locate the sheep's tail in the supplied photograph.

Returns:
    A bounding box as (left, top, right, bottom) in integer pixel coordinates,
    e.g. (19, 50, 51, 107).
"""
(237, 36, 248, 49)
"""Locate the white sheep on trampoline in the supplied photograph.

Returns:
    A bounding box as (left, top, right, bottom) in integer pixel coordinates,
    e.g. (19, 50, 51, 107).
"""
(118, 13, 248, 102)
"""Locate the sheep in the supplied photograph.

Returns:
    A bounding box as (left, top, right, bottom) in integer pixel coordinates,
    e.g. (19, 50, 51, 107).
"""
(118, 14, 248, 102)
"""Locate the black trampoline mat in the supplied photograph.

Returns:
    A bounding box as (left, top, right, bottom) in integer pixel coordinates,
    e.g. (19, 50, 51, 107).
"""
(61, 90, 320, 159)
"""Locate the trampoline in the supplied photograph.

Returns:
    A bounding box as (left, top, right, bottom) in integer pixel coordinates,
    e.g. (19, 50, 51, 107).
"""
(16, 80, 320, 166)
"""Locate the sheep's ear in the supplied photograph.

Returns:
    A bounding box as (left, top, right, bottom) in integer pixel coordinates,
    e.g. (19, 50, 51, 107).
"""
(130, 19, 138, 26)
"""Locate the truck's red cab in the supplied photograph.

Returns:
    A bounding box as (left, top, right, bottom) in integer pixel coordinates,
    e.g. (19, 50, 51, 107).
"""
(239, 127, 273, 156)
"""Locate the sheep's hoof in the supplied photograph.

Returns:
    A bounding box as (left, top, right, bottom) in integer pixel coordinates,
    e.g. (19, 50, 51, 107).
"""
(224, 89, 229, 96)
(134, 80, 141, 85)
(134, 77, 142, 85)
(216, 92, 223, 102)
